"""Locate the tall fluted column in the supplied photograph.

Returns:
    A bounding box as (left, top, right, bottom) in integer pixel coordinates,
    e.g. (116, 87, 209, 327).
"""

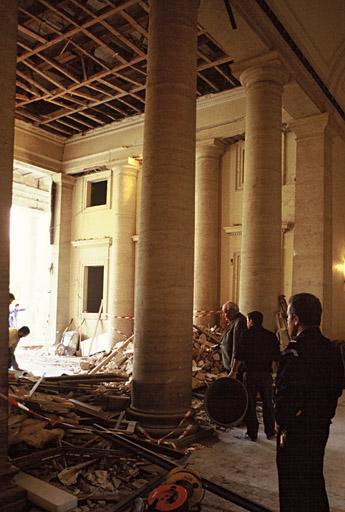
(108, 160, 138, 343)
(132, 0, 198, 429)
(194, 140, 225, 327)
(232, 53, 289, 328)
(290, 113, 333, 334)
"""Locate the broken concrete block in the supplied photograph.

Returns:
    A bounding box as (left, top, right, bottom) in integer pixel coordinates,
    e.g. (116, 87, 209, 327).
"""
(14, 472, 77, 512)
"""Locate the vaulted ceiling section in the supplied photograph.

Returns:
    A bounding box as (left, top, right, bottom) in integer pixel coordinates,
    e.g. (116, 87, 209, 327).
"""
(16, 0, 240, 138)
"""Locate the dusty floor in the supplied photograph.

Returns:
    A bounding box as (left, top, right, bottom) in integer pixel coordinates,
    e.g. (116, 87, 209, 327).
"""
(15, 345, 88, 377)
(189, 392, 345, 512)
(14, 348, 345, 512)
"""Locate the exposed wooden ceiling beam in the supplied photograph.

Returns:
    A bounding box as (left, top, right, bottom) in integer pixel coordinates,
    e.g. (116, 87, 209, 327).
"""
(16, 0, 238, 136)
(18, 23, 47, 44)
(17, 0, 138, 63)
(69, 0, 146, 58)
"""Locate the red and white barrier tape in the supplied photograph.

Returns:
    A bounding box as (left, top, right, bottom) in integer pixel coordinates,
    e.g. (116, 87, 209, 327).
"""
(107, 314, 134, 320)
(136, 409, 194, 450)
(193, 309, 220, 318)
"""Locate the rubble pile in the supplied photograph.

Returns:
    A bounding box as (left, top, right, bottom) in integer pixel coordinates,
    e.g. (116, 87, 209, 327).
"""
(85, 326, 226, 391)
(192, 326, 226, 390)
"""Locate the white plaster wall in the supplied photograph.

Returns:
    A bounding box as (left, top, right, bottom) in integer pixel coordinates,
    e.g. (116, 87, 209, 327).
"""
(70, 174, 114, 340)
(63, 117, 145, 173)
(14, 120, 64, 173)
(70, 165, 138, 341)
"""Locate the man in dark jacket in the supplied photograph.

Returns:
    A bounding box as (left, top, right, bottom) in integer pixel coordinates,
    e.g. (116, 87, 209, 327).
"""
(275, 293, 344, 512)
(230, 311, 280, 440)
(220, 301, 246, 373)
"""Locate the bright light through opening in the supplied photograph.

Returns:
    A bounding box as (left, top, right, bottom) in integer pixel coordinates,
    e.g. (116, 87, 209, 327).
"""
(10, 205, 51, 345)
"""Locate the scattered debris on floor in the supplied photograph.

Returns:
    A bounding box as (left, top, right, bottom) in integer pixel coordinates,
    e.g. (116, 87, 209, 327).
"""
(12, 438, 168, 512)
(7, 326, 229, 511)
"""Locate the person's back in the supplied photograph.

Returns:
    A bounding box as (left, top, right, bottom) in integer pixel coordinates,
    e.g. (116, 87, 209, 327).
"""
(276, 326, 343, 428)
(239, 325, 279, 373)
(231, 311, 279, 440)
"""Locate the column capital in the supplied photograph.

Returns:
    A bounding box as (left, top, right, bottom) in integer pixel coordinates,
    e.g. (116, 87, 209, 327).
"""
(196, 138, 227, 158)
(231, 51, 289, 89)
(112, 157, 140, 178)
(53, 173, 75, 188)
(288, 112, 336, 140)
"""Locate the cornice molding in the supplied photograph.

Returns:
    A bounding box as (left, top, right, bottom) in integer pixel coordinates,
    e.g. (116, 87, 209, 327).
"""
(15, 119, 66, 144)
(289, 112, 330, 139)
(65, 88, 246, 148)
(66, 113, 145, 146)
(13, 159, 57, 177)
(71, 237, 112, 248)
(224, 221, 293, 236)
(196, 86, 245, 110)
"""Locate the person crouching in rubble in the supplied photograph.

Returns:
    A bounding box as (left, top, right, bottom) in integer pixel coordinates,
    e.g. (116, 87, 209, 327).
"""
(220, 301, 247, 377)
(8, 325, 30, 370)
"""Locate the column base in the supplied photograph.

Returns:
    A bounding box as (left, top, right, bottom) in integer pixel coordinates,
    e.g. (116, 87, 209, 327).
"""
(127, 406, 198, 438)
(0, 463, 27, 512)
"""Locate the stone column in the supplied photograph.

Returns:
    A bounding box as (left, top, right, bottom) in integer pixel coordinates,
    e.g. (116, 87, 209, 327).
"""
(193, 140, 225, 327)
(232, 53, 289, 328)
(132, 0, 198, 429)
(49, 174, 75, 344)
(108, 160, 138, 344)
(0, 0, 17, 449)
(290, 113, 333, 334)
(0, 3, 27, 508)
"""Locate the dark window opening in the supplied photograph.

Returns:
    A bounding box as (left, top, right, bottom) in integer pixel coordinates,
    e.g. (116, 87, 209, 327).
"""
(89, 180, 107, 207)
(86, 266, 104, 313)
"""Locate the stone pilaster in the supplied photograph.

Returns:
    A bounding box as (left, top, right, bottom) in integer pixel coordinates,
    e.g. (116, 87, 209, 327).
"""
(194, 140, 225, 327)
(232, 52, 289, 328)
(289, 113, 333, 334)
(49, 174, 75, 344)
(108, 160, 138, 344)
(131, 0, 198, 429)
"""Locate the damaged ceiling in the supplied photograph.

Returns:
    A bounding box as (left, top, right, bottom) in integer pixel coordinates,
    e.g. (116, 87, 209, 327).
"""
(16, 0, 240, 138)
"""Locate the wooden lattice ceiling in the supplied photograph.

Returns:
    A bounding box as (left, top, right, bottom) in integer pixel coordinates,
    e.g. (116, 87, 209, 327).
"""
(16, 0, 240, 138)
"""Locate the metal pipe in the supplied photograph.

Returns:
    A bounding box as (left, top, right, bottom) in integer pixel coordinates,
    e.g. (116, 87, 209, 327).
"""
(103, 432, 273, 512)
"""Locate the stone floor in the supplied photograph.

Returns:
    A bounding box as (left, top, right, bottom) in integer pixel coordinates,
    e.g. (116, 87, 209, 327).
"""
(15, 345, 88, 377)
(189, 392, 345, 512)
(13, 348, 345, 512)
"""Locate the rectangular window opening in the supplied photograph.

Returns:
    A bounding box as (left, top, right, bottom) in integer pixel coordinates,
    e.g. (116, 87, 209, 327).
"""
(85, 265, 104, 313)
(235, 142, 245, 191)
(88, 180, 107, 207)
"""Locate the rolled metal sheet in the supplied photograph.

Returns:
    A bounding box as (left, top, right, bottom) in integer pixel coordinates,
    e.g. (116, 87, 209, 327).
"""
(204, 377, 248, 427)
